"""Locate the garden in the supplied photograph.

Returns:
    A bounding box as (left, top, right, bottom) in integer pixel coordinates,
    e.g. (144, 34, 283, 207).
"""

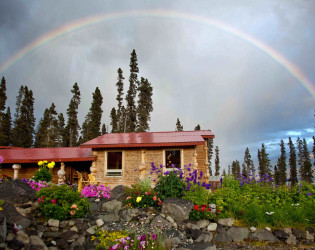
(0, 159, 314, 249)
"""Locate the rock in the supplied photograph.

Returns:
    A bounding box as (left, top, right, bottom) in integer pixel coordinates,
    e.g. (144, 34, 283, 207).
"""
(0, 179, 36, 203)
(58, 231, 79, 241)
(8, 239, 25, 249)
(97, 212, 119, 222)
(265, 227, 271, 231)
(42, 232, 61, 239)
(161, 198, 194, 222)
(286, 234, 297, 245)
(55, 238, 68, 249)
(306, 227, 314, 234)
(109, 185, 127, 202)
(197, 220, 209, 229)
(70, 226, 78, 232)
(0, 212, 6, 243)
(59, 221, 68, 228)
(95, 219, 104, 227)
(250, 226, 256, 232)
(119, 208, 139, 222)
(273, 229, 290, 239)
(166, 216, 174, 224)
(162, 237, 181, 248)
(48, 219, 59, 228)
(6, 232, 15, 241)
(1, 202, 31, 229)
(227, 227, 249, 242)
(214, 227, 232, 243)
(292, 228, 306, 239)
(306, 231, 314, 241)
(86, 227, 95, 235)
(29, 235, 48, 250)
(195, 232, 213, 243)
(217, 218, 234, 227)
(101, 200, 122, 213)
(15, 230, 30, 245)
(184, 242, 216, 250)
(249, 229, 279, 242)
(151, 215, 172, 230)
(207, 223, 217, 232)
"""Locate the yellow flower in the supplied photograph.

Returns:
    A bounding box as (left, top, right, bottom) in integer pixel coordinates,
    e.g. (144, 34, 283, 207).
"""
(43, 160, 48, 164)
(136, 196, 142, 203)
(38, 161, 43, 166)
(0, 207, 2, 211)
(47, 162, 55, 169)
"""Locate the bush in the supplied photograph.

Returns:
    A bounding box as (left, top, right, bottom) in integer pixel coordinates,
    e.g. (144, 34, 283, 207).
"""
(36, 184, 89, 220)
(33, 160, 55, 182)
(189, 204, 215, 221)
(154, 170, 186, 201)
(183, 183, 211, 206)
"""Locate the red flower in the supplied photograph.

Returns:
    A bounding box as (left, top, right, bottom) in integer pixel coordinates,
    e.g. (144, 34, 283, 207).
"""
(208, 208, 211, 211)
(201, 207, 206, 212)
(158, 199, 162, 205)
(148, 190, 151, 195)
(153, 196, 157, 201)
(217, 210, 221, 213)
(42, 196, 45, 200)
(194, 205, 199, 210)
(135, 191, 139, 195)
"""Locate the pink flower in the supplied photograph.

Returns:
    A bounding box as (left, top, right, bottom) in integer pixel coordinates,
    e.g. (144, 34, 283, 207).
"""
(37, 198, 41, 203)
(51, 199, 56, 204)
(71, 204, 77, 209)
(70, 210, 76, 215)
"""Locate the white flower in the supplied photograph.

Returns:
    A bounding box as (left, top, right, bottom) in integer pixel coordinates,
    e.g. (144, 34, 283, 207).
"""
(265, 212, 274, 215)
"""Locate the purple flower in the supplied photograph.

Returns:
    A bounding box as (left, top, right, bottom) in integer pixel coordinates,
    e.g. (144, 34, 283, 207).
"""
(187, 167, 191, 172)
(151, 233, 157, 240)
(199, 171, 203, 178)
(307, 192, 312, 196)
(164, 171, 170, 175)
(140, 235, 146, 241)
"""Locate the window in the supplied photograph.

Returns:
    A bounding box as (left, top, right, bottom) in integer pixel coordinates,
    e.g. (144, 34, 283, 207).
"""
(106, 151, 123, 176)
(165, 150, 181, 169)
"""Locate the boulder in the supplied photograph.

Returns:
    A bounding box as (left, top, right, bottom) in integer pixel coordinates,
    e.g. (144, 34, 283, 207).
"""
(97, 212, 119, 222)
(151, 215, 172, 230)
(292, 228, 306, 239)
(207, 223, 217, 232)
(249, 229, 279, 242)
(285, 234, 297, 246)
(273, 229, 290, 239)
(161, 198, 193, 222)
(217, 218, 234, 227)
(0, 179, 36, 203)
(101, 200, 122, 213)
(1, 202, 31, 229)
(119, 208, 139, 222)
(29, 235, 48, 250)
(214, 226, 232, 243)
(109, 185, 127, 202)
(227, 227, 249, 242)
(197, 220, 209, 229)
(0, 212, 6, 243)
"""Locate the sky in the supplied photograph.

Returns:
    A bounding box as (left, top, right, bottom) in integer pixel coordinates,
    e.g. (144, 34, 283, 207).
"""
(0, 0, 315, 172)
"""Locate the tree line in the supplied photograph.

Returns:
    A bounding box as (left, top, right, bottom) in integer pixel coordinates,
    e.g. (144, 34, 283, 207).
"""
(0, 50, 153, 147)
(227, 137, 315, 184)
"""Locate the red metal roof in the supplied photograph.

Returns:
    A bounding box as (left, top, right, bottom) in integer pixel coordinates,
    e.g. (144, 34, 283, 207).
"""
(81, 130, 214, 149)
(0, 147, 94, 164)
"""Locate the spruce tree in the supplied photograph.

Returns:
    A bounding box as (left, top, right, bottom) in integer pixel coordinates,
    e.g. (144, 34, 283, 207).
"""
(12, 86, 35, 147)
(66, 83, 81, 146)
(244, 147, 254, 175)
(137, 77, 153, 132)
(35, 103, 59, 147)
(176, 118, 183, 131)
(125, 50, 139, 132)
(231, 160, 241, 177)
(258, 143, 271, 176)
(241, 163, 247, 177)
(57, 113, 67, 147)
(101, 124, 107, 135)
(277, 139, 287, 185)
(0, 107, 12, 146)
(228, 165, 231, 175)
(297, 137, 303, 171)
(110, 108, 118, 133)
(194, 124, 201, 131)
(207, 138, 214, 176)
(301, 138, 313, 183)
(0, 77, 8, 145)
(288, 137, 298, 186)
(116, 68, 125, 132)
(81, 87, 103, 142)
(222, 169, 226, 176)
(215, 146, 220, 176)
(274, 165, 280, 185)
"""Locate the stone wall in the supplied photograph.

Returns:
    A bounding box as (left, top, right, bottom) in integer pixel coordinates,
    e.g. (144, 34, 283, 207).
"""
(92, 145, 209, 188)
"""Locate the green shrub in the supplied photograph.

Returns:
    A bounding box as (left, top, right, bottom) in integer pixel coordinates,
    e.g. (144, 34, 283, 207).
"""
(34, 167, 52, 182)
(183, 183, 211, 205)
(36, 184, 89, 220)
(154, 170, 186, 201)
(189, 204, 215, 221)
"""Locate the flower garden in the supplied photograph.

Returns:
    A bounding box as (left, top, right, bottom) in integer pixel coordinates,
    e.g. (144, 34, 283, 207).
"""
(0, 159, 314, 249)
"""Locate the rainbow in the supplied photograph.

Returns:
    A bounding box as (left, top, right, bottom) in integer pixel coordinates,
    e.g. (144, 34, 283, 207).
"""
(1, 9, 315, 97)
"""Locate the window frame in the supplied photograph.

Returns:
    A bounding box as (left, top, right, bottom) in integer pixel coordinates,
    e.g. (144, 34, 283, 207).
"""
(163, 149, 184, 171)
(105, 150, 124, 177)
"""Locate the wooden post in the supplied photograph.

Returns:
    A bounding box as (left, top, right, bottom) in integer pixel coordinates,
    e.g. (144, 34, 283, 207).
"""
(12, 164, 21, 179)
